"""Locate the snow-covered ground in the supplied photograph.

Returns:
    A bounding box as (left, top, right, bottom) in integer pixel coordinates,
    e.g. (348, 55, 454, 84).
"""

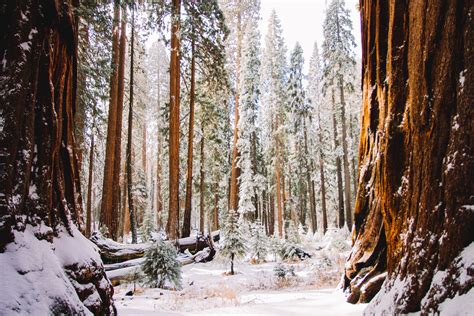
(114, 228, 366, 315)
(115, 261, 365, 315)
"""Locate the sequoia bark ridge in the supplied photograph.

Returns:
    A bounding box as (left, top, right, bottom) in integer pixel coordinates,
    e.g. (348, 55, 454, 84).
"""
(344, 0, 473, 314)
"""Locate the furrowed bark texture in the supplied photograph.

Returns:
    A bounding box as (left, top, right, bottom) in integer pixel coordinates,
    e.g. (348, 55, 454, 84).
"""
(344, 0, 473, 314)
(100, 0, 121, 238)
(167, 0, 181, 240)
(0, 0, 114, 313)
(182, 38, 196, 238)
(111, 4, 127, 241)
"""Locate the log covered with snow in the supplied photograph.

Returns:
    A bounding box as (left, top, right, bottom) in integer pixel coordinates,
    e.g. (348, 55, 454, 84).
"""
(91, 231, 220, 264)
(176, 231, 220, 253)
(90, 232, 148, 264)
(106, 247, 217, 286)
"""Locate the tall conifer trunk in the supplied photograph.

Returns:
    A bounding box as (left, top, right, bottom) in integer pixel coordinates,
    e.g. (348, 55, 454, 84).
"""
(111, 5, 127, 240)
(331, 89, 345, 228)
(199, 137, 205, 233)
(304, 119, 317, 233)
(0, 0, 114, 312)
(86, 115, 96, 238)
(100, 0, 121, 238)
(339, 77, 353, 229)
(229, 4, 242, 214)
(127, 5, 137, 244)
(167, 0, 181, 240)
(182, 37, 196, 237)
(156, 52, 163, 230)
(344, 1, 473, 313)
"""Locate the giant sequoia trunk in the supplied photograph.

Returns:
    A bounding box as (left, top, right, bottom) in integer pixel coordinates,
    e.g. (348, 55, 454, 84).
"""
(0, 1, 114, 313)
(111, 4, 127, 241)
(167, 0, 181, 240)
(100, 0, 121, 238)
(344, 0, 473, 314)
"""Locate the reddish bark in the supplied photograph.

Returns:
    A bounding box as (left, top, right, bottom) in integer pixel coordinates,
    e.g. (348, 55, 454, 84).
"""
(100, 0, 121, 238)
(167, 0, 182, 240)
(182, 38, 196, 237)
(0, 0, 114, 312)
(344, 0, 473, 313)
(111, 4, 127, 240)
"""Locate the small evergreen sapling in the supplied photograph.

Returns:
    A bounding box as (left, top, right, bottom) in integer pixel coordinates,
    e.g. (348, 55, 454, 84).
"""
(219, 209, 247, 275)
(249, 221, 268, 263)
(142, 239, 182, 289)
(139, 208, 155, 242)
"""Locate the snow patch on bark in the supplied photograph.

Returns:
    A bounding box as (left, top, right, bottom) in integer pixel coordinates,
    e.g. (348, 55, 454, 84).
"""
(0, 224, 114, 314)
(363, 242, 474, 315)
(0, 226, 91, 315)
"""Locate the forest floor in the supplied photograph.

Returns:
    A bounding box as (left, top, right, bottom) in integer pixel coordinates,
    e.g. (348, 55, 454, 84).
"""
(114, 229, 366, 315)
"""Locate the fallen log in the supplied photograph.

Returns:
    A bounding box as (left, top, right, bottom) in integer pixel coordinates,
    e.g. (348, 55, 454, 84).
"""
(107, 247, 216, 286)
(104, 258, 145, 271)
(107, 265, 143, 287)
(176, 231, 220, 253)
(91, 231, 220, 264)
(90, 232, 148, 264)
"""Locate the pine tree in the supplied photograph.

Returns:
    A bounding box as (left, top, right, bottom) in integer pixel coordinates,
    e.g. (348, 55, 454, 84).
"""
(237, 18, 261, 220)
(220, 0, 261, 216)
(308, 42, 329, 233)
(142, 239, 182, 289)
(220, 209, 247, 275)
(286, 42, 311, 230)
(260, 10, 287, 238)
(322, 0, 356, 229)
(181, 0, 228, 237)
(249, 221, 268, 262)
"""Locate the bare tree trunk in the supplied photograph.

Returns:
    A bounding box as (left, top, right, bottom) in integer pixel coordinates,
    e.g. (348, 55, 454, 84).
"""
(182, 37, 196, 237)
(111, 5, 127, 240)
(121, 159, 129, 237)
(331, 89, 345, 228)
(167, 0, 181, 240)
(156, 137, 163, 229)
(275, 137, 283, 238)
(317, 106, 328, 234)
(127, 5, 137, 244)
(142, 123, 147, 180)
(0, 0, 114, 312)
(339, 77, 353, 229)
(269, 193, 275, 236)
(75, 23, 88, 170)
(100, 0, 121, 238)
(213, 183, 219, 231)
(156, 52, 163, 230)
(281, 174, 288, 237)
(344, 1, 473, 313)
(86, 115, 96, 238)
(251, 129, 259, 220)
(304, 119, 317, 233)
(199, 137, 205, 233)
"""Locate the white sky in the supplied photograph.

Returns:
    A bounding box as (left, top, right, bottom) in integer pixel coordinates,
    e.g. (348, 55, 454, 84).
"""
(259, 0, 361, 72)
